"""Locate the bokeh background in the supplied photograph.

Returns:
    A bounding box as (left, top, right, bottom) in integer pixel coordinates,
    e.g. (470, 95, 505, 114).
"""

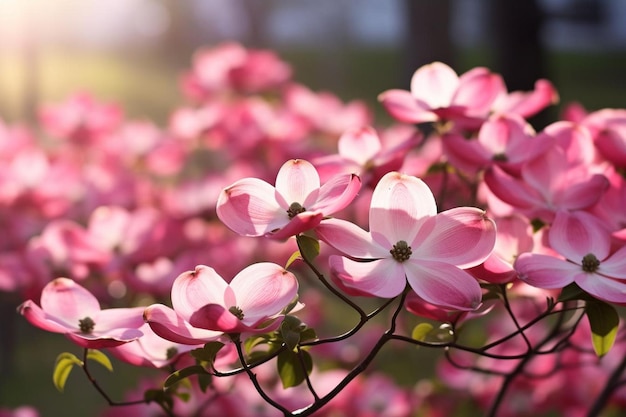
(1, 0, 625, 415)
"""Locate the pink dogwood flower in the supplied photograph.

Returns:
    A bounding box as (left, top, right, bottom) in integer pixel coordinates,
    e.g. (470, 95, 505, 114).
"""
(18, 278, 144, 349)
(515, 210, 626, 304)
(216, 159, 361, 239)
(315, 171, 496, 310)
(378, 61, 505, 129)
(144, 263, 298, 343)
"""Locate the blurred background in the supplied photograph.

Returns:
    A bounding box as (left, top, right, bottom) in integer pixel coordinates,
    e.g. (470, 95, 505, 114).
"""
(1, 0, 626, 416)
(1, 0, 625, 125)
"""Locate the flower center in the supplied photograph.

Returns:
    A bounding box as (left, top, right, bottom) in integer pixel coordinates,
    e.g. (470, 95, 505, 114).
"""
(229, 306, 245, 320)
(287, 202, 306, 219)
(78, 317, 95, 333)
(581, 253, 600, 273)
(390, 240, 412, 262)
(493, 152, 508, 162)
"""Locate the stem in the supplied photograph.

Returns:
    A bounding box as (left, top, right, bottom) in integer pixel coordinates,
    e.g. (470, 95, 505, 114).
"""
(232, 336, 292, 416)
(80, 349, 156, 411)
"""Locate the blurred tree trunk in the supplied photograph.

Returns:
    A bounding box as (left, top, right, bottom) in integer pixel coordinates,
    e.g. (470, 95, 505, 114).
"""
(487, 0, 550, 127)
(403, 0, 454, 83)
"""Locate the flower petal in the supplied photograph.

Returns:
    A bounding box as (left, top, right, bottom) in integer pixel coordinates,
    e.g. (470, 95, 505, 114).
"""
(549, 211, 610, 262)
(329, 256, 407, 298)
(599, 246, 626, 279)
(404, 260, 482, 311)
(377, 89, 437, 124)
(94, 306, 146, 332)
(40, 278, 100, 327)
(369, 172, 436, 245)
(275, 159, 320, 207)
(268, 211, 324, 240)
(310, 173, 361, 215)
(229, 263, 298, 323)
(144, 303, 223, 345)
(65, 329, 143, 349)
(171, 265, 229, 322)
(216, 177, 285, 237)
(315, 218, 388, 258)
(338, 126, 382, 165)
(410, 62, 458, 108)
(575, 273, 626, 304)
(17, 300, 73, 334)
(452, 68, 505, 116)
(514, 253, 579, 289)
(189, 304, 242, 333)
(412, 207, 496, 268)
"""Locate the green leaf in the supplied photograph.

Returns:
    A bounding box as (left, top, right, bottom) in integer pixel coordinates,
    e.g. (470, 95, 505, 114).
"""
(197, 372, 213, 393)
(52, 352, 83, 393)
(411, 323, 434, 343)
(280, 322, 301, 351)
(558, 283, 587, 303)
(277, 349, 313, 388)
(144, 389, 174, 411)
(296, 235, 320, 262)
(299, 327, 318, 343)
(190, 341, 224, 366)
(163, 365, 209, 390)
(586, 299, 619, 357)
(285, 250, 302, 269)
(244, 334, 270, 354)
(86, 350, 113, 372)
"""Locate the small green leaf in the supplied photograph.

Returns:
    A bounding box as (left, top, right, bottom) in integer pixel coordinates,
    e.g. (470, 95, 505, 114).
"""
(285, 250, 302, 269)
(586, 299, 619, 357)
(144, 389, 174, 411)
(299, 327, 318, 343)
(281, 323, 301, 351)
(411, 323, 434, 343)
(164, 365, 209, 390)
(277, 349, 312, 388)
(558, 283, 587, 303)
(190, 341, 224, 366)
(86, 350, 113, 372)
(197, 372, 213, 393)
(52, 352, 83, 393)
(244, 334, 270, 353)
(296, 235, 320, 262)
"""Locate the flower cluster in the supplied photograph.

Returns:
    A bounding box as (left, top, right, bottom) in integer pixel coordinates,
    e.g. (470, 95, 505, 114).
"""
(4, 44, 626, 417)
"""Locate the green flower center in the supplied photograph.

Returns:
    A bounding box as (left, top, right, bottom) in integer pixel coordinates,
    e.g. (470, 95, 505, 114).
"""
(493, 152, 508, 162)
(229, 306, 245, 320)
(390, 240, 412, 262)
(581, 253, 600, 273)
(78, 317, 95, 334)
(287, 202, 306, 219)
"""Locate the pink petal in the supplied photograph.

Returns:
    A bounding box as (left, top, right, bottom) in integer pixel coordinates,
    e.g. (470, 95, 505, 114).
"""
(453, 68, 505, 116)
(40, 278, 100, 326)
(315, 218, 388, 258)
(17, 300, 73, 333)
(216, 177, 286, 237)
(329, 256, 407, 298)
(599, 246, 626, 279)
(404, 260, 482, 311)
(275, 159, 320, 207)
(557, 173, 609, 210)
(575, 273, 626, 304)
(442, 133, 491, 173)
(268, 211, 324, 240)
(493, 79, 559, 118)
(338, 126, 382, 166)
(514, 253, 579, 289)
(369, 172, 437, 245)
(484, 165, 540, 209)
(144, 304, 222, 345)
(171, 265, 229, 322)
(93, 306, 146, 332)
(377, 89, 437, 124)
(468, 253, 517, 284)
(65, 330, 142, 349)
(413, 207, 496, 268)
(410, 62, 458, 108)
(311, 173, 361, 215)
(548, 211, 610, 262)
(189, 304, 242, 333)
(229, 263, 298, 322)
